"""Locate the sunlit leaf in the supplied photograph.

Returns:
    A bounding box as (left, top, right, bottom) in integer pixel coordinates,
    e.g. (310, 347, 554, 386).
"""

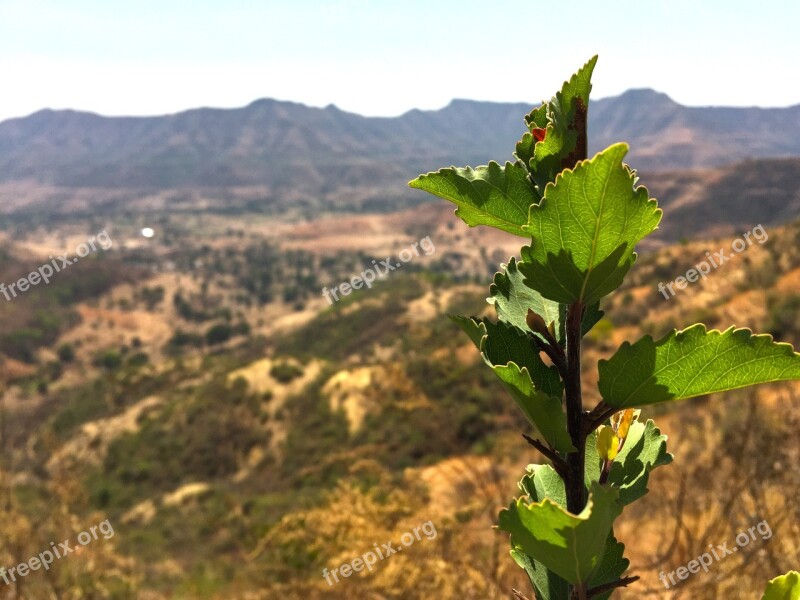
(607, 419, 672, 506)
(599, 325, 800, 408)
(409, 161, 538, 237)
(762, 571, 800, 600)
(498, 483, 621, 584)
(450, 316, 571, 451)
(529, 55, 598, 191)
(488, 257, 603, 343)
(520, 143, 661, 304)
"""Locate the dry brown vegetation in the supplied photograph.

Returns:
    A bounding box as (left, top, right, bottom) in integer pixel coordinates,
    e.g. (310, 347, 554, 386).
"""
(0, 209, 798, 599)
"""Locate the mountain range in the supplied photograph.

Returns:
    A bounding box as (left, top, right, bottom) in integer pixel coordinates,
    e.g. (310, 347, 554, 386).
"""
(0, 89, 799, 219)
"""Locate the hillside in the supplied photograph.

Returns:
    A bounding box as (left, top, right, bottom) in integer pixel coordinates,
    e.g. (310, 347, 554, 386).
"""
(1, 91, 799, 219)
(1, 209, 799, 599)
(590, 89, 800, 169)
(644, 156, 800, 241)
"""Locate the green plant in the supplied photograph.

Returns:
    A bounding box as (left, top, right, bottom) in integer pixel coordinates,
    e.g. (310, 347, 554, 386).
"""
(410, 56, 800, 599)
(762, 571, 800, 600)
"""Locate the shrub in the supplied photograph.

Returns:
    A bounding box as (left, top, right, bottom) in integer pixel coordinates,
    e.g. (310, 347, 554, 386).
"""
(269, 362, 303, 384)
(93, 349, 122, 370)
(127, 352, 150, 367)
(57, 343, 76, 363)
(167, 329, 204, 349)
(205, 323, 233, 346)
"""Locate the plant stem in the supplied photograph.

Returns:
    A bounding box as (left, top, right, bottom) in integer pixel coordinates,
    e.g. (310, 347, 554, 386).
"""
(570, 583, 588, 600)
(564, 302, 586, 515)
(532, 335, 568, 380)
(583, 401, 617, 435)
(598, 458, 612, 485)
(564, 302, 587, 600)
(522, 433, 569, 479)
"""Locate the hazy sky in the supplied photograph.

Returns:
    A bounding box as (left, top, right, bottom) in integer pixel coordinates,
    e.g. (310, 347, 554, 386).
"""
(1, 0, 798, 121)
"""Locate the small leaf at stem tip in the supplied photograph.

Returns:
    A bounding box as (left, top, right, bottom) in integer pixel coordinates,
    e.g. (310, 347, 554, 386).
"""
(597, 426, 619, 461)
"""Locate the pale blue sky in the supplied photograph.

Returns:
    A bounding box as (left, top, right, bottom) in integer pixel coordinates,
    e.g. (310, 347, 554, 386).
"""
(1, 0, 798, 121)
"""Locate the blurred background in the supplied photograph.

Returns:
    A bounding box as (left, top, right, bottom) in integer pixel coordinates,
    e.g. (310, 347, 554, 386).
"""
(0, 1, 799, 598)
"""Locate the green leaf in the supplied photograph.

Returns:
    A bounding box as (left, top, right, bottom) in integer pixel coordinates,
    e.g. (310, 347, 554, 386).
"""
(762, 571, 800, 600)
(497, 482, 622, 585)
(580, 303, 605, 338)
(551, 55, 596, 125)
(588, 534, 630, 600)
(529, 55, 597, 192)
(494, 364, 575, 453)
(451, 316, 562, 397)
(489, 257, 561, 335)
(599, 324, 800, 408)
(520, 143, 662, 304)
(515, 103, 548, 169)
(584, 429, 602, 486)
(448, 314, 486, 349)
(515, 467, 628, 599)
(607, 419, 672, 506)
(519, 464, 566, 507)
(524, 102, 550, 129)
(584, 419, 670, 507)
(511, 533, 628, 600)
(450, 317, 570, 451)
(511, 549, 569, 600)
(409, 161, 538, 237)
(479, 319, 563, 398)
(513, 465, 571, 599)
(488, 258, 603, 344)
(515, 132, 536, 171)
